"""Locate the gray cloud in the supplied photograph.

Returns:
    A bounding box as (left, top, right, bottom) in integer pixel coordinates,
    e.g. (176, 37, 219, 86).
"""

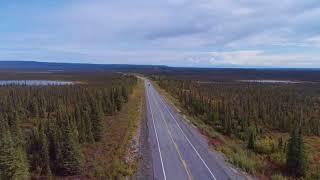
(0, 0, 320, 66)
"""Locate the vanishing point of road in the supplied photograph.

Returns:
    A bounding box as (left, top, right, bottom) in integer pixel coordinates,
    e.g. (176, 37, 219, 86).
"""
(144, 79, 247, 180)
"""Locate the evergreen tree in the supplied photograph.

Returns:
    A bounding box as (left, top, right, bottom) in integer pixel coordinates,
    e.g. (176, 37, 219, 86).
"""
(74, 105, 86, 143)
(247, 130, 256, 150)
(82, 109, 94, 143)
(113, 87, 122, 111)
(0, 73, 137, 177)
(29, 121, 52, 176)
(6, 108, 20, 134)
(121, 86, 128, 102)
(206, 111, 218, 126)
(278, 137, 283, 151)
(286, 127, 308, 177)
(46, 117, 62, 174)
(29, 99, 39, 118)
(58, 121, 83, 175)
(91, 103, 104, 141)
(296, 128, 307, 177)
(0, 128, 30, 179)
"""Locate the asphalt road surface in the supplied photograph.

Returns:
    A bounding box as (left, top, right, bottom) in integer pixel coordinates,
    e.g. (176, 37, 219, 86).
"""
(144, 79, 247, 180)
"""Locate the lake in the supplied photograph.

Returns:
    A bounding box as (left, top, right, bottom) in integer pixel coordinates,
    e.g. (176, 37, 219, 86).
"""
(238, 80, 304, 84)
(0, 80, 74, 86)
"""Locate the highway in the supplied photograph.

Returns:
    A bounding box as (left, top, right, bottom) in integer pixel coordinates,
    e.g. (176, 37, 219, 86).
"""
(144, 79, 247, 180)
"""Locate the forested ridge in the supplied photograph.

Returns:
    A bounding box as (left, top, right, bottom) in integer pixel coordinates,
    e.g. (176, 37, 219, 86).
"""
(0, 72, 137, 179)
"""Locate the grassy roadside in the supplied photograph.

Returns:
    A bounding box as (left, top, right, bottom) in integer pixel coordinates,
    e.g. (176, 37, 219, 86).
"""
(151, 80, 320, 179)
(81, 79, 145, 179)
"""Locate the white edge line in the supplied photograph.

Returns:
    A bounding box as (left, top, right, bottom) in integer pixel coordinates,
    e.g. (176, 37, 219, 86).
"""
(146, 82, 167, 180)
(153, 86, 217, 180)
(150, 85, 193, 180)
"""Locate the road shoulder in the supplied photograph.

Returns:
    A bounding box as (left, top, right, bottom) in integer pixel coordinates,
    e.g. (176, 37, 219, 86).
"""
(134, 83, 153, 180)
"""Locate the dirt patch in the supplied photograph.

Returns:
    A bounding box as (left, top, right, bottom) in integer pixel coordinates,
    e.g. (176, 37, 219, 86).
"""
(314, 154, 320, 161)
(209, 137, 224, 148)
(125, 115, 141, 165)
(264, 157, 286, 175)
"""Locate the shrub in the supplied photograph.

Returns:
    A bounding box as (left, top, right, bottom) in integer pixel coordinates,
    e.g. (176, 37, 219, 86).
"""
(306, 164, 320, 180)
(270, 152, 286, 165)
(271, 174, 287, 180)
(255, 136, 276, 155)
(220, 145, 262, 174)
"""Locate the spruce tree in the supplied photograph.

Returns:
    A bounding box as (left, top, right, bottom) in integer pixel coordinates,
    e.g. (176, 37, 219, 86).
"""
(247, 130, 256, 150)
(59, 121, 83, 175)
(46, 117, 62, 174)
(74, 105, 86, 143)
(121, 86, 128, 102)
(296, 128, 307, 177)
(114, 87, 122, 111)
(278, 137, 283, 151)
(286, 127, 307, 177)
(29, 122, 51, 176)
(91, 103, 104, 141)
(0, 128, 30, 179)
(83, 110, 94, 143)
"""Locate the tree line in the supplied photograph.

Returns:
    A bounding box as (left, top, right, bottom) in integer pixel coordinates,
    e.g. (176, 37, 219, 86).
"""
(154, 77, 320, 137)
(0, 73, 137, 179)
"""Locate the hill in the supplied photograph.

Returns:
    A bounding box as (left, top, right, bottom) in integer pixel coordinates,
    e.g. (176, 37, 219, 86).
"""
(0, 61, 167, 71)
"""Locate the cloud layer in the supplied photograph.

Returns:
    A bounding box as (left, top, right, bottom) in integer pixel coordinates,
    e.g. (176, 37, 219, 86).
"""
(0, 0, 320, 67)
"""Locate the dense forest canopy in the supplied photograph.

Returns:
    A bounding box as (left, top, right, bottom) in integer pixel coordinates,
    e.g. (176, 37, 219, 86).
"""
(0, 72, 137, 178)
(151, 72, 320, 137)
(143, 68, 320, 82)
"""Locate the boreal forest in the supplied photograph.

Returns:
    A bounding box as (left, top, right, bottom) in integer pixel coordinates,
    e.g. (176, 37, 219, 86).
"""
(148, 69, 320, 179)
(155, 77, 320, 136)
(0, 72, 137, 179)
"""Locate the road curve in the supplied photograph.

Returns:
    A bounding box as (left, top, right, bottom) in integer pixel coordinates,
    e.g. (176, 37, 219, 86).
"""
(144, 79, 247, 180)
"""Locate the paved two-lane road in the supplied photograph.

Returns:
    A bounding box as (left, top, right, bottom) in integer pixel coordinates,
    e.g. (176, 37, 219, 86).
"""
(144, 79, 247, 180)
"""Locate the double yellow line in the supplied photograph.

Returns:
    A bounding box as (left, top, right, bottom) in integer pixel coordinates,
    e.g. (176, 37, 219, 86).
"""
(150, 89, 193, 180)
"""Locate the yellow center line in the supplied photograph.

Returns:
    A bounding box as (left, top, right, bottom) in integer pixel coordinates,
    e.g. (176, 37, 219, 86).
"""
(151, 91, 193, 180)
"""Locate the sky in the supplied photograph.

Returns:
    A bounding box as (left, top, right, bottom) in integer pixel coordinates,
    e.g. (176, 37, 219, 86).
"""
(1, 0, 320, 68)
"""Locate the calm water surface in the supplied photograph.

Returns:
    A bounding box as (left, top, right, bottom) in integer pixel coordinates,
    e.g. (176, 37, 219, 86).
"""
(0, 80, 73, 86)
(238, 80, 303, 84)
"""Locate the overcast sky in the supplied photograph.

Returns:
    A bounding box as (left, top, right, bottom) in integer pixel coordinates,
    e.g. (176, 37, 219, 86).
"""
(1, 0, 320, 67)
